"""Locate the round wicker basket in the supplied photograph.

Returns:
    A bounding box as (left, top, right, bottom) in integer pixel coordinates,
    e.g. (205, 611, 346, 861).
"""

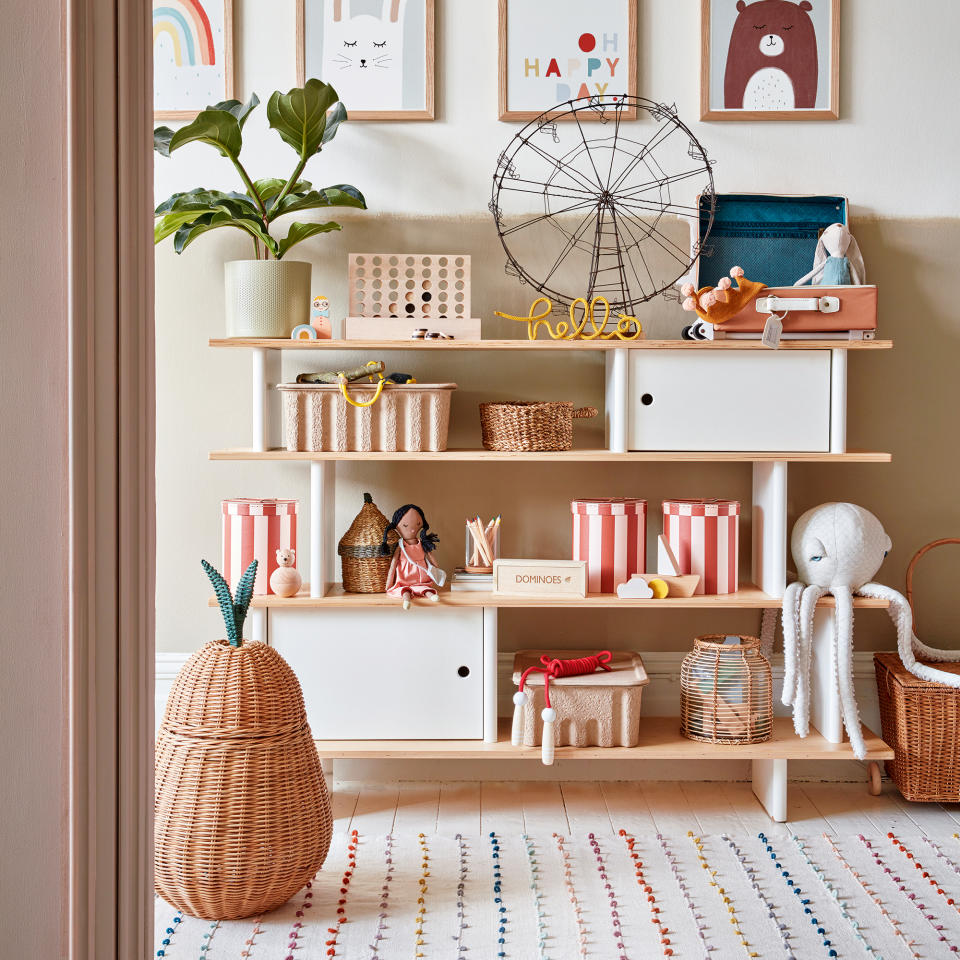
(155, 639, 331, 920)
(680, 635, 773, 745)
(338, 492, 398, 593)
(479, 401, 598, 452)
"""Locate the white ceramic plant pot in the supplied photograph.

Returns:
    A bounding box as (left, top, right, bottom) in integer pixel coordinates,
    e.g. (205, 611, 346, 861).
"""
(224, 259, 312, 338)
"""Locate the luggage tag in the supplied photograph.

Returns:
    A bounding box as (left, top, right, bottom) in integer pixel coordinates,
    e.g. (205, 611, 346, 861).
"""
(761, 310, 784, 349)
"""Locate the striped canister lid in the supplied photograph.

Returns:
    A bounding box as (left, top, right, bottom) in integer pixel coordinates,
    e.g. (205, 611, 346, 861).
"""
(572, 497, 647, 516)
(662, 499, 740, 517)
(222, 498, 298, 516)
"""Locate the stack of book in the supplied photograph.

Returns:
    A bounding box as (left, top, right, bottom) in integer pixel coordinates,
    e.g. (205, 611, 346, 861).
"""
(450, 567, 494, 592)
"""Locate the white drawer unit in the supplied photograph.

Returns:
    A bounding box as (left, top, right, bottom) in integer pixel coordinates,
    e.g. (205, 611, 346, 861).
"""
(271, 607, 485, 740)
(628, 349, 832, 451)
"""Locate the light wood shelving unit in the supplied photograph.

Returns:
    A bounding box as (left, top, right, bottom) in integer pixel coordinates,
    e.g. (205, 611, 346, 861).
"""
(210, 334, 894, 822)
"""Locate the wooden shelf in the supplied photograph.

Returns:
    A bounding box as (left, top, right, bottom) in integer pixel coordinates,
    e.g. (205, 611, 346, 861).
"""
(221, 583, 891, 610)
(210, 447, 892, 463)
(210, 337, 892, 352)
(310, 716, 894, 761)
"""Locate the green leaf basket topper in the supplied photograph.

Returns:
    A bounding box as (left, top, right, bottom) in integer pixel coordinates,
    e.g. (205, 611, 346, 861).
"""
(202, 558, 257, 648)
(154, 78, 367, 260)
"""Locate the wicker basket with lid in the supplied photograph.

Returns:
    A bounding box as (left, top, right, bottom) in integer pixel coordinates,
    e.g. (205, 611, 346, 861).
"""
(338, 491, 399, 593)
(155, 639, 331, 919)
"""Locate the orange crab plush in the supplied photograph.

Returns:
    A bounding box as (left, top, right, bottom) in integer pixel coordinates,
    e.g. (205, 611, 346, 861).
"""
(681, 266, 767, 325)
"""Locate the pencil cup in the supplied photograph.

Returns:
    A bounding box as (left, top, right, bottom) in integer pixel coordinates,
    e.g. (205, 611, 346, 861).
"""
(465, 521, 500, 573)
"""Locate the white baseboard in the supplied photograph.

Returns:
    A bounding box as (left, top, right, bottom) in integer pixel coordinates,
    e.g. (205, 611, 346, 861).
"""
(155, 649, 881, 783)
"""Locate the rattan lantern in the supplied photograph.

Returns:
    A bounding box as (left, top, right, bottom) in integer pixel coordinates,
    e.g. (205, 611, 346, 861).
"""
(680, 634, 773, 744)
(338, 491, 398, 592)
(155, 561, 331, 920)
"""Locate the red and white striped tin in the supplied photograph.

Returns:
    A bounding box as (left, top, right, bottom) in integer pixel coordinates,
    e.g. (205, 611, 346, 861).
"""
(571, 498, 647, 594)
(662, 499, 739, 595)
(221, 498, 298, 595)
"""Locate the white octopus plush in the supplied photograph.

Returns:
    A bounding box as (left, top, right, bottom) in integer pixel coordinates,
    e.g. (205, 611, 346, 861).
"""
(782, 502, 960, 760)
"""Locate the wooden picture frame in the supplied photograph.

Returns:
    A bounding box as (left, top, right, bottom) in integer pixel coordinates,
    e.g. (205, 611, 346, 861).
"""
(297, 0, 435, 121)
(700, 0, 839, 121)
(153, 0, 235, 122)
(498, 0, 638, 122)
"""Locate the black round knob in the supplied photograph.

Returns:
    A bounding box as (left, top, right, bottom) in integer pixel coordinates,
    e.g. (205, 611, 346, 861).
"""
(457, 665, 470, 678)
(640, 393, 654, 406)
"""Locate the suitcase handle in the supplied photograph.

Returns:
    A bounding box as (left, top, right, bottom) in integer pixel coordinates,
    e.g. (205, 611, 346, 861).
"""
(756, 296, 840, 314)
(905, 538, 960, 636)
(338, 374, 386, 408)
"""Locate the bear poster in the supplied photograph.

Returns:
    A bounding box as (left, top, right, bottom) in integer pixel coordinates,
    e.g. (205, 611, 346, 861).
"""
(499, 0, 638, 121)
(701, 0, 839, 121)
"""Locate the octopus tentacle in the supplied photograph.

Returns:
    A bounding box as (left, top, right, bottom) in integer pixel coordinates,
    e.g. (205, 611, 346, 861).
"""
(835, 587, 867, 760)
(780, 582, 805, 707)
(794, 584, 826, 737)
(859, 582, 960, 687)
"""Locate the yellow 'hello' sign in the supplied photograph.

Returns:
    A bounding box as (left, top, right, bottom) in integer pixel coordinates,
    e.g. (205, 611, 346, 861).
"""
(495, 296, 643, 342)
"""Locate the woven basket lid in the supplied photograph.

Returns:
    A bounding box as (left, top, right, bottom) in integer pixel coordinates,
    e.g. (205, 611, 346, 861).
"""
(338, 492, 398, 559)
(875, 651, 960, 688)
(160, 640, 308, 738)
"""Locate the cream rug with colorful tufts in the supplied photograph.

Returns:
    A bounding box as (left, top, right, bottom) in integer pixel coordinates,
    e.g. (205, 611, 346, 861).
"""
(155, 829, 960, 959)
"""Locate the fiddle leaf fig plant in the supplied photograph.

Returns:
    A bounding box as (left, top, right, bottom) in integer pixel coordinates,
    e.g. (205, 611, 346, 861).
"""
(154, 79, 366, 260)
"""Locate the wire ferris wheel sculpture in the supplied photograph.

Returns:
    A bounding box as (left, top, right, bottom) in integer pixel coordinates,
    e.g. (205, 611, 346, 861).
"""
(490, 95, 716, 316)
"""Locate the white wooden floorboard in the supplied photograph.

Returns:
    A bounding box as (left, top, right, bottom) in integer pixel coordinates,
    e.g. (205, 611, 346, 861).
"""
(799, 780, 895, 835)
(937, 803, 960, 830)
(784, 782, 832, 835)
(884, 785, 960, 836)
(600, 780, 658, 835)
(330, 783, 360, 835)
(720, 781, 791, 838)
(480, 780, 526, 833)
(559, 781, 612, 838)
(519, 780, 569, 835)
(641, 781, 699, 834)
(436, 781, 482, 835)
(392, 781, 441, 834)
(680, 780, 749, 835)
(349, 782, 399, 835)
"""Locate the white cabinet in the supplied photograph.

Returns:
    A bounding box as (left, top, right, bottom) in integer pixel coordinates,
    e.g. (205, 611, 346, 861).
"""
(628, 350, 832, 451)
(271, 607, 485, 739)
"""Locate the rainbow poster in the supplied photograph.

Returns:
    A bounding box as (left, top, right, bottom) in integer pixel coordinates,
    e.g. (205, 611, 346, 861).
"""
(154, 0, 232, 118)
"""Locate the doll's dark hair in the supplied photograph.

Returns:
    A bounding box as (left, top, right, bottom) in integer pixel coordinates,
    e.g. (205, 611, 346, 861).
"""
(379, 503, 439, 556)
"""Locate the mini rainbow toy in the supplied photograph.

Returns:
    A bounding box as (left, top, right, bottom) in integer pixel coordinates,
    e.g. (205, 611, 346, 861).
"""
(153, 0, 216, 67)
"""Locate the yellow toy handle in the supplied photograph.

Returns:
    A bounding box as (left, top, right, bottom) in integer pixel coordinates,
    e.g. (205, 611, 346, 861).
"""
(338, 373, 386, 408)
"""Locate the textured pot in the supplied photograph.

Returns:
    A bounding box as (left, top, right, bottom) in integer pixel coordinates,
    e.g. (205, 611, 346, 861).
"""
(224, 259, 311, 338)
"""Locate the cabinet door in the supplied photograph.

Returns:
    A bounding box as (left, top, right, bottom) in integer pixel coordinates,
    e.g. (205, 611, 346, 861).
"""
(271, 607, 484, 739)
(628, 350, 831, 451)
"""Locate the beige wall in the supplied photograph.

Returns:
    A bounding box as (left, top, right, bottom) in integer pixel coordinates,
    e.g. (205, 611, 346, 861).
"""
(156, 0, 960, 659)
(0, 1, 67, 956)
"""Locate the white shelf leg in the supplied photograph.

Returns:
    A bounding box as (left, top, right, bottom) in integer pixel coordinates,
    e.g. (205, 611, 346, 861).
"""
(251, 347, 282, 452)
(751, 460, 788, 597)
(605, 347, 628, 453)
(483, 607, 498, 743)
(310, 460, 336, 599)
(752, 758, 788, 822)
(810, 605, 844, 743)
(320, 757, 334, 793)
(830, 348, 848, 454)
(250, 607, 267, 645)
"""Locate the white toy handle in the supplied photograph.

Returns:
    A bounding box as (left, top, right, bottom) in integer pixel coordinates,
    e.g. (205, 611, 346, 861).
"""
(511, 691, 526, 747)
(756, 296, 840, 314)
(541, 707, 556, 766)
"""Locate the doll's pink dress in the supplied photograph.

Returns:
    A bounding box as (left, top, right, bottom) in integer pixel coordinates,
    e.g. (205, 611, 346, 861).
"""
(387, 540, 438, 598)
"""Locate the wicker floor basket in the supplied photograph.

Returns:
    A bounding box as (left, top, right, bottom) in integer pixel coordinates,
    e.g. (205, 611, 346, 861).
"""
(875, 652, 960, 802)
(680, 635, 773, 744)
(155, 640, 331, 919)
(338, 492, 398, 593)
(479, 401, 598, 452)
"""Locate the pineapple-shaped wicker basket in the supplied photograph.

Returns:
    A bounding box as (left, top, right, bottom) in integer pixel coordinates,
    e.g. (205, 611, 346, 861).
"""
(155, 560, 332, 919)
(338, 491, 399, 593)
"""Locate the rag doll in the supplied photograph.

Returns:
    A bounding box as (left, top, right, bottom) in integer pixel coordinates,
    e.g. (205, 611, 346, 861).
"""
(795, 223, 866, 286)
(380, 503, 445, 609)
(782, 502, 960, 760)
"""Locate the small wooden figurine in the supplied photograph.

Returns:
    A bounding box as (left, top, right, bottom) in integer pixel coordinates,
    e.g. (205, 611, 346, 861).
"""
(311, 294, 332, 339)
(379, 504, 445, 609)
(269, 547, 302, 597)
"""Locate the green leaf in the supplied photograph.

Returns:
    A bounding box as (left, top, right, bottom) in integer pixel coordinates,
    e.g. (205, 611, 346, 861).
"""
(156, 187, 262, 218)
(154, 208, 219, 243)
(253, 178, 312, 203)
(209, 92, 260, 129)
(232, 560, 258, 642)
(277, 220, 341, 258)
(267, 78, 340, 160)
(202, 559, 237, 644)
(154, 126, 175, 156)
(165, 108, 244, 159)
(173, 211, 279, 258)
(270, 184, 367, 217)
(321, 102, 347, 145)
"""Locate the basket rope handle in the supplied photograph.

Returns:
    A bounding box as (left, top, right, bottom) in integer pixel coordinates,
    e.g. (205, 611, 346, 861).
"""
(338, 373, 386, 408)
(905, 538, 960, 636)
(573, 406, 599, 419)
